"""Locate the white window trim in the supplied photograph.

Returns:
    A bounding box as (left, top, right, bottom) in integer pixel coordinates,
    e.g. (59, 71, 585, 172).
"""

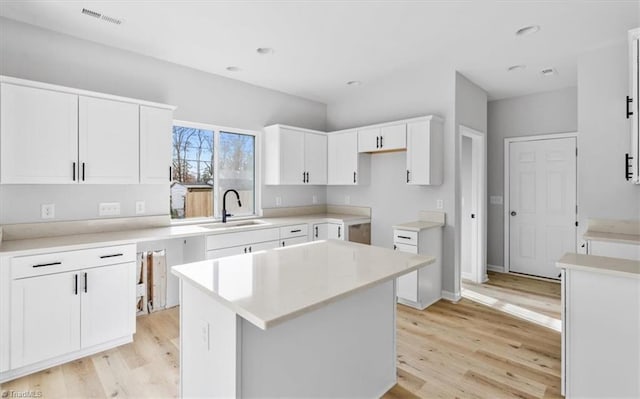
(171, 119, 261, 223)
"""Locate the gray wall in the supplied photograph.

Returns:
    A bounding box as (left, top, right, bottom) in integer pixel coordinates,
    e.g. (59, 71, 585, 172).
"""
(486, 86, 578, 267)
(578, 43, 640, 234)
(0, 17, 327, 224)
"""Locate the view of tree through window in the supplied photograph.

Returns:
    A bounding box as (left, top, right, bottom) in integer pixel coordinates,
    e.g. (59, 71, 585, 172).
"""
(170, 124, 255, 220)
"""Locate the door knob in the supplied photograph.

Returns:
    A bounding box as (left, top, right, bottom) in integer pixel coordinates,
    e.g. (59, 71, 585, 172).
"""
(510, 211, 517, 216)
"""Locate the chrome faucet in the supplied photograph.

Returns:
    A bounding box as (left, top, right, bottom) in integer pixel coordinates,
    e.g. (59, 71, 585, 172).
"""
(222, 189, 242, 223)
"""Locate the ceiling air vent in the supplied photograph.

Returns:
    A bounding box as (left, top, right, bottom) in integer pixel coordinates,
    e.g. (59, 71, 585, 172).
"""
(81, 8, 123, 25)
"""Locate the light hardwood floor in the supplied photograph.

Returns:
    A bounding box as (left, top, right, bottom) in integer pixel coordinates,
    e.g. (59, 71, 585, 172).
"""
(2, 274, 561, 399)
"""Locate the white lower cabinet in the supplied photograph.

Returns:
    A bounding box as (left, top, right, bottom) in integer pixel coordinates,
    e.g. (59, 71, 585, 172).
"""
(5, 244, 136, 378)
(312, 223, 344, 240)
(207, 240, 279, 259)
(280, 236, 308, 247)
(393, 227, 442, 309)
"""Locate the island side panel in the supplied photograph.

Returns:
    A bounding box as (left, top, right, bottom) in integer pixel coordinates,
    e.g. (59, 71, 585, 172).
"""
(239, 280, 397, 398)
(180, 280, 241, 398)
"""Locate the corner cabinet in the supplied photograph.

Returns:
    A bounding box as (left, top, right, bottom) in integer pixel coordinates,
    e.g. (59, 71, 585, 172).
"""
(327, 130, 370, 185)
(264, 124, 327, 185)
(406, 116, 444, 185)
(627, 28, 640, 184)
(0, 76, 175, 185)
(312, 222, 344, 240)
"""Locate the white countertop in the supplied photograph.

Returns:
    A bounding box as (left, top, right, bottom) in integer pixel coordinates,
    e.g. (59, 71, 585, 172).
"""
(0, 213, 370, 256)
(172, 240, 434, 330)
(392, 220, 444, 231)
(556, 252, 640, 279)
(583, 230, 640, 245)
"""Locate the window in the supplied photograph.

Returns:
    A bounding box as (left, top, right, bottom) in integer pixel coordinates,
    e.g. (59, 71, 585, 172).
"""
(170, 121, 256, 220)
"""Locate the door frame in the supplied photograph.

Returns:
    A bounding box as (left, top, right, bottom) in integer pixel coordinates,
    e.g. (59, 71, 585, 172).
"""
(503, 132, 579, 274)
(459, 125, 487, 284)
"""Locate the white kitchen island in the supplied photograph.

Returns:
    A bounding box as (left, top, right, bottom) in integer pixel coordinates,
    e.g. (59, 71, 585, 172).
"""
(172, 239, 434, 398)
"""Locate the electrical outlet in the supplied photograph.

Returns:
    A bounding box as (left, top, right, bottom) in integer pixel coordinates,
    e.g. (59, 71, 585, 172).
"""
(41, 204, 55, 219)
(135, 201, 146, 214)
(436, 199, 444, 209)
(199, 320, 210, 351)
(312, 195, 318, 204)
(275, 196, 282, 206)
(99, 202, 121, 216)
(345, 195, 351, 205)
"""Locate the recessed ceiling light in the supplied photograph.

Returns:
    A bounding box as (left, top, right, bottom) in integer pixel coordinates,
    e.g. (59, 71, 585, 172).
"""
(346, 80, 362, 86)
(226, 66, 242, 72)
(507, 65, 526, 72)
(256, 47, 274, 55)
(516, 25, 540, 36)
(541, 67, 557, 76)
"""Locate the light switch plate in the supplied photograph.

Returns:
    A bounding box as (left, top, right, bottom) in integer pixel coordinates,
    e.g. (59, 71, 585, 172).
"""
(436, 199, 443, 209)
(135, 201, 146, 214)
(490, 196, 504, 205)
(41, 204, 55, 219)
(99, 202, 121, 216)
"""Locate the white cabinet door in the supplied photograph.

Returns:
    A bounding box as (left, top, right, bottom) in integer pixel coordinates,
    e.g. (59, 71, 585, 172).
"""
(1, 83, 78, 184)
(357, 127, 380, 152)
(279, 127, 306, 185)
(380, 123, 406, 151)
(588, 240, 640, 261)
(313, 223, 328, 240)
(250, 240, 280, 253)
(327, 223, 344, 240)
(406, 119, 443, 185)
(10, 271, 81, 368)
(305, 133, 327, 184)
(79, 96, 139, 184)
(140, 106, 172, 184)
(328, 131, 358, 185)
(395, 243, 419, 303)
(81, 263, 135, 348)
(280, 236, 308, 247)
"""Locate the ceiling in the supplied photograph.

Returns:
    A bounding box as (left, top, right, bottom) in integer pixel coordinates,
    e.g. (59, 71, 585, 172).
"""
(0, 1, 638, 103)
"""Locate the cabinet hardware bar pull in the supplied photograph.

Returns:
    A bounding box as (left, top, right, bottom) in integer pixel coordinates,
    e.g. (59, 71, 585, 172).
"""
(406, 170, 410, 183)
(398, 235, 412, 240)
(338, 226, 341, 238)
(33, 261, 62, 268)
(302, 171, 305, 183)
(82, 162, 85, 181)
(74, 274, 78, 295)
(290, 229, 302, 233)
(306, 172, 309, 183)
(249, 246, 252, 252)
(282, 241, 285, 247)
(353, 171, 357, 183)
(625, 153, 633, 180)
(72, 162, 76, 181)
(84, 272, 88, 293)
(244, 247, 247, 253)
(315, 226, 318, 238)
(627, 96, 634, 118)
(169, 166, 172, 181)
(376, 136, 379, 148)
(99, 253, 123, 259)
(380, 136, 383, 148)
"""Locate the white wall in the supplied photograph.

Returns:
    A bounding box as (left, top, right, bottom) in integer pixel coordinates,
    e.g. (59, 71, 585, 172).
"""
(486, 87, 578, 267)
(578, 43, 640, 234)
(0, 17, 327, 224)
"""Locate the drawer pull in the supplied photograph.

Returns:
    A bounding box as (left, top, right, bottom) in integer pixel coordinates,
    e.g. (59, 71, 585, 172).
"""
(99, 253, 123, 259)
(33, 261, 62, 268)
(397, 235, 412, 240)
(290, 229, 302, 233)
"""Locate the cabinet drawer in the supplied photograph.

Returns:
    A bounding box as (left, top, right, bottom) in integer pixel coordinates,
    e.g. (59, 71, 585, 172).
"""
(279, 224, 309, 239)
(394, 242, 417, 254)
(11, 244, 136, 279)
(206, 228, 280, 250)
(393, 230, 418, 245)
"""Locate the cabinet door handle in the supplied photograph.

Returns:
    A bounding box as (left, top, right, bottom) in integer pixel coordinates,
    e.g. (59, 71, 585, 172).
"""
(32, 261, 62, 268)
(84, 272, 88, 293)
(169, 166, 172, 181)
(100, 253, 123, 259)
(244, 247, 247, 253)
(302, 171, 306, 183)
(315, 226, 318, 238)
(306, 172, 309, 183)
(82, 162, 86, 181)
(249, 246, 252, 253)
(625, 153, 633, 181)
(338, 226, 341, 238)
(74, 274, 78, 295)
(72, 162, 76, 181)
(398, 235, 412, 240)
(406, 169, 410, 183)
(353, 171, 357, 183)
(376, 136, 379, 148)
(380, 135, 383, 148)
(281, 241, 285, 247)
(627, 96, 634, 119)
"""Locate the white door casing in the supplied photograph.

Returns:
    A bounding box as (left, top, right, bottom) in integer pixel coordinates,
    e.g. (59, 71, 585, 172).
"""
(508, 137, 577, 279)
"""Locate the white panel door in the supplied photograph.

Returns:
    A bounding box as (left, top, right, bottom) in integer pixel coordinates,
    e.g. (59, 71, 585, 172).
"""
(79, 96, 139, 184)
(509, 138, 576, 279)
(357, 127, 381, 152)
(279, 128, 305, 184)
(304, 133, 327, 184)
(328, 131, 358, 185)
(81, 263, 135, 348)
(380, 123, 407, 151)
(10, 271, 81, 368)
(1, 83, 78, 184)
(140, 106, 172, 184)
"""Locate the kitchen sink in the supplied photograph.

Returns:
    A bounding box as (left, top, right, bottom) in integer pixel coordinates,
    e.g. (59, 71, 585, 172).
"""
(199, 220, 270, 230)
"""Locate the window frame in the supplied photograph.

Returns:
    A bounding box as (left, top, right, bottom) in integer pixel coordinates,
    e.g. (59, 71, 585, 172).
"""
(170, 119, 261, 223)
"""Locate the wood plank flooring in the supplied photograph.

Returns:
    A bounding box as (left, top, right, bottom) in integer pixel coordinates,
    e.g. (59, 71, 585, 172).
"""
(2, 273, 561, 399)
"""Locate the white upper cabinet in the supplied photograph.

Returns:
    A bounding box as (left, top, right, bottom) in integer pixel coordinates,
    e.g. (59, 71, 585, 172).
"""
(264, 125, 327, 185)
(327, 130, 370, 185)
(79, 96, 139, 184)
(140, 106, 172, 184)
(0, 83, 79, 184)
(406, 117, 444, 185)
(357, 123, 406, 153)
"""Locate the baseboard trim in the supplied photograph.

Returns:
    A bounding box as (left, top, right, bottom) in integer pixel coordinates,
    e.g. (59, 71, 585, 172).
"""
(441, 290, 461, 303)
(487, 264, 505, 273)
